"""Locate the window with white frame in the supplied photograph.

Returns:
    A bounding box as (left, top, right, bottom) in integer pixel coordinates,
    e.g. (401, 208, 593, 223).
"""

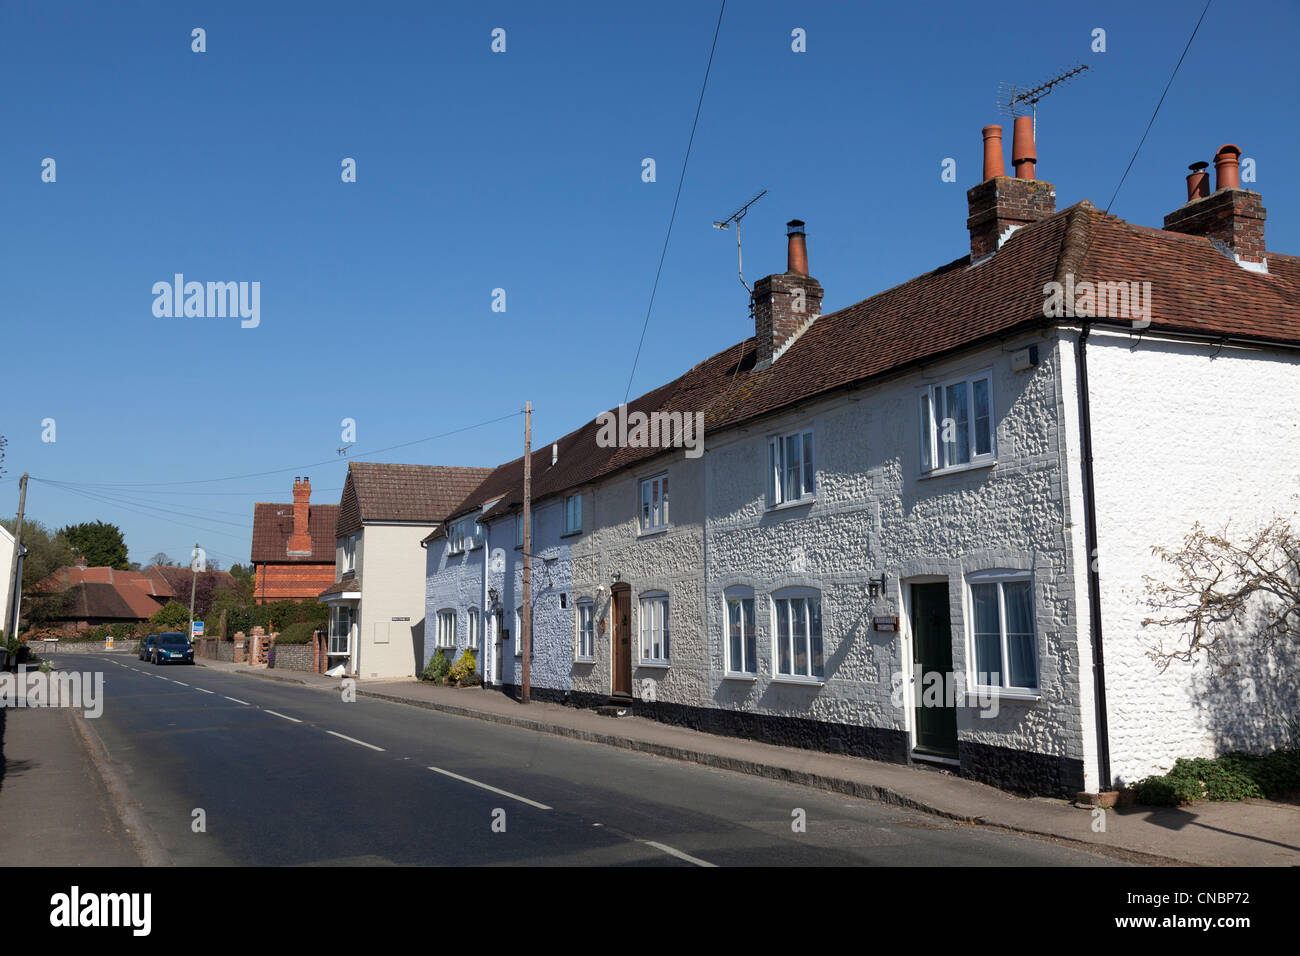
(342, 534, 357, 573)
(967, 572, 1037, 692)
(330, 605, 352, 656)
(639, 593, 669, 664)
(564, 493, 582, 534)
(515, 512, 533, 548)
(920, 371, 994, 473)
(639, 474, 669, 533)
(772, 590, 824, 679)
(768, 429, 815, 507)
(514, 606, 524, 657)
(437, 610, 457, 648)
(471, 520, 483, 549)
(467, 607, 480, 650)
(448, 520, 465, 554)
(576, 600, 595, 661)
(725, 589, 757, 675)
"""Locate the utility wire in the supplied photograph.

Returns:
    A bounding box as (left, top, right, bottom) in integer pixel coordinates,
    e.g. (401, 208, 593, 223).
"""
(1104, 0, 1213, 213)
(624, 0, 726, 404)
(30, 408, 523, 489)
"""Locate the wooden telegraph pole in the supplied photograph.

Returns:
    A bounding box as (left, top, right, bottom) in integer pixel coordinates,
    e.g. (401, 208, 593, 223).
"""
(5, 473, 28, 636)
(521, 402, 532, 704)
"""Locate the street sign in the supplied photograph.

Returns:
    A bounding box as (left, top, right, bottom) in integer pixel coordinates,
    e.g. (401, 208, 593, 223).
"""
(192, 621, 205, 638)
(105, 637, 114, 650)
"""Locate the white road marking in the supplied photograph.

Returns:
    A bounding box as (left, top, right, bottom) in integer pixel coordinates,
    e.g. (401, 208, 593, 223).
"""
(224, 696, 250, 705)
(426, 766, 552, 810)
(640, 840, 716, 868)
(172, 681, 189, 686)
(265, 710, 302, 723)
(327, 731, 385, 752)
(195, 688, 215, 694)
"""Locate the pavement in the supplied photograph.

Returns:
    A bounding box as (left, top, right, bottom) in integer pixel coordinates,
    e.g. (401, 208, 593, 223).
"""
(191, 655, 1300, 867)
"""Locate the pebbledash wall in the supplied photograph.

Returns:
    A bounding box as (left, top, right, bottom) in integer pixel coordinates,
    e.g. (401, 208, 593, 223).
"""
(1067, 328, 1300, 787)
(496, 495, 574, 699)
(701, 332, 1088, 796)
(568, 447, 708, 710)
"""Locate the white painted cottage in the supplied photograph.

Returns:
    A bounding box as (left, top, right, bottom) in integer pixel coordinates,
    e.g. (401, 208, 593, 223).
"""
(425, 127, 1300, 797)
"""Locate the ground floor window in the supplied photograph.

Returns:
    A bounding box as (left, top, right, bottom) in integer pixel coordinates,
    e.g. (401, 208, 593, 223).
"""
(467, 607, 480, 649)
(968, 572, 1037, 691)
(772, 591, 823, 679)
(639, 593, 669, 664)
(577, 600, 595, 661)
(725, 590, 757, 674)
(437, 610, 456, 649)
(330, 605, 353, 656)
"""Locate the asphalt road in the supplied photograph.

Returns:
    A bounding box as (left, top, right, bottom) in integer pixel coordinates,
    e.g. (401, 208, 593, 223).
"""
(76, 653, 1123, 866)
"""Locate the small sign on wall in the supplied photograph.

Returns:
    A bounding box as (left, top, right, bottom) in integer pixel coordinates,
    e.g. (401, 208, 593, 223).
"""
(872, 616, 899, 632)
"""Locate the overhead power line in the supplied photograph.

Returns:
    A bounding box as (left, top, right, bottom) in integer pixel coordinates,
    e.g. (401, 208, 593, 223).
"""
(624, 0, 727, 404)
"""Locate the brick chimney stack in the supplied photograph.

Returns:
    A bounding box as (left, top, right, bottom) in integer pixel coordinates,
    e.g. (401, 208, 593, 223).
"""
(287, 476, 312, 555)
(753, 220, 824, 368)
(1164, 144, 1266, 272)
(967, 122, 1057, 261)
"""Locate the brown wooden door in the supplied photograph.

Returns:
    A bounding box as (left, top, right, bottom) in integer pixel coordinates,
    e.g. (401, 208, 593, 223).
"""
(612, 585, 632, 696)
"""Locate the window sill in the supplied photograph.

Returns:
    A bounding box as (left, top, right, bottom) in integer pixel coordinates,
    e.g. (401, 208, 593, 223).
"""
(919, 458, 996, 480)
(766, 496, 815, 514)
(966, 688, 1040, 703)
(637, 526, 669, 539)
(723, 672, 758, 682)
(561, 530, 582, 539)
(574, 656, 596, 665)
(637, 661, 671, 669)
(771, 674, 825, 687)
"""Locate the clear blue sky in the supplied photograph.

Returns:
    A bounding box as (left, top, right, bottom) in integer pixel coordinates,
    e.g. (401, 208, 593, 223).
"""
(2, 0, 1296, 568)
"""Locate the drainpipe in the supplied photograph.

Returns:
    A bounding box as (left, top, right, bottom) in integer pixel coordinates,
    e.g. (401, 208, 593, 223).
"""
(1075, 323, 1112, 791)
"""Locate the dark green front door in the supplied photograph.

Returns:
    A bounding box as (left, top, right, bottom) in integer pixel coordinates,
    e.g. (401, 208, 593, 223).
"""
(911, 582, 958, 758)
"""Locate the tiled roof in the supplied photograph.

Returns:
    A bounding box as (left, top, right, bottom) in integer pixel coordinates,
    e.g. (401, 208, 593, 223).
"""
(145, 565, 237, 595)
(250, 502, 340, 563)
(447, 199, 1300, 520)
(318, 571, 360, 599)
(334, 462, 493, 535)
(38, 581, 164, 621)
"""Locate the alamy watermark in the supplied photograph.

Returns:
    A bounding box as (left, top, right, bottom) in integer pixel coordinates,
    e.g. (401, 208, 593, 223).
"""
(891, 669, 1001, 718)
(595, 403, 704, 459)
(152, 274, 260, 328)
(1, 666, 104, 718)
(1043, 273, 1151, 328)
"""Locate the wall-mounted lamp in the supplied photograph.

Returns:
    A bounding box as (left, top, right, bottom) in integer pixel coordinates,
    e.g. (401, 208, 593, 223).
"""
(868, 573, 887, 601)
(611, 572, 621, 584)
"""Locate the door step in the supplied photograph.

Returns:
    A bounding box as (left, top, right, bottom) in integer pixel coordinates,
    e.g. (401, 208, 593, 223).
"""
(597, 694, 634, 717)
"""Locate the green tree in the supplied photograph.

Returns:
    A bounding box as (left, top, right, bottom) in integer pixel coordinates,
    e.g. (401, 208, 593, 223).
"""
(0, 518, 76, 590)
(60, 520, 129, 570)
(149, 601, 192, 632)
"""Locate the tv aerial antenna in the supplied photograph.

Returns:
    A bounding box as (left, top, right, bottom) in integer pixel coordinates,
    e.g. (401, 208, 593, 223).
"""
(997, 63, 1090, 138)
(713, 189, 767, 293)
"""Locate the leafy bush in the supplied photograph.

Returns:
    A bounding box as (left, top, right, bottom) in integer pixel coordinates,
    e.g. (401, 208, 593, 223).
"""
(1133, 750, 1300, 806)
(421, 649, 451, 683)
(276, 621, 320, 645)
(149, 601, 192, 632)
(458, 670, 482, 687)
(448, 649, 477, 684)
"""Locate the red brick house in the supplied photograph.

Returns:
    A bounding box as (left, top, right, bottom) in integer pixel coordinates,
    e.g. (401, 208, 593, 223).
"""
(251, 477, 339, 603)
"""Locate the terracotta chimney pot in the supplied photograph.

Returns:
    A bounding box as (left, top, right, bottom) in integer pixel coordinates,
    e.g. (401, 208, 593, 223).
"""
(1011, 116, 1037, 180)
(1214, 144, 1241, 191)
(982, 125, 1005, 180)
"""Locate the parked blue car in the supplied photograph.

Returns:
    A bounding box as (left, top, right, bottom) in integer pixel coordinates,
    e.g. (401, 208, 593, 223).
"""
(151, 632, 194, 665)
(138, 634, 161, 661)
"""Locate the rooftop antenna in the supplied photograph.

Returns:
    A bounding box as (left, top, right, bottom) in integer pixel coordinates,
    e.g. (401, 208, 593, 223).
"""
(997, 63, 1090, 139)
(712, 189, 767, 293)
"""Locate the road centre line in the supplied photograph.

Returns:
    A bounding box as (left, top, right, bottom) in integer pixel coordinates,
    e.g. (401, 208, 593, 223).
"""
(327, 730, 385, 752)
(426, 766, 552, 810)
(265, 710, 302, 723)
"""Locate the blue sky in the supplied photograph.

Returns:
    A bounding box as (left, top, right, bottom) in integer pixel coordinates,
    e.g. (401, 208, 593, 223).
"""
(1, 0, 1296, 568)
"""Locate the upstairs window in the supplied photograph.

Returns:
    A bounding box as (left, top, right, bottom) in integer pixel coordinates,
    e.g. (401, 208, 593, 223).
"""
(342, 534, 357, 573)
(640, 474, 669, 533)
(768, 429, 815, 507)
(565, 494, 582, 534)
(920, 372, 994, 473)
(516, 513, 524, 548)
